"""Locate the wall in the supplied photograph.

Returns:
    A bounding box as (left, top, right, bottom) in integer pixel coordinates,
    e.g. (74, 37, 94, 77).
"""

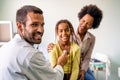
(0, 0, 120, 80)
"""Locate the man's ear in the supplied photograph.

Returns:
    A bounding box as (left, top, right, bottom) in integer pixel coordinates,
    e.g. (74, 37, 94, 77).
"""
(16, 22, 24, 33)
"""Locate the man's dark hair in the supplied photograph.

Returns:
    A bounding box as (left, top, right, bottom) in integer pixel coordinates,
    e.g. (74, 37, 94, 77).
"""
(78, 4, 103, 29)
(16, 5, 43, 26)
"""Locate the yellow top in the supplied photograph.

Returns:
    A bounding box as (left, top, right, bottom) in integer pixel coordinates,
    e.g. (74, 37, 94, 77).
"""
(49, 42, 80, 80)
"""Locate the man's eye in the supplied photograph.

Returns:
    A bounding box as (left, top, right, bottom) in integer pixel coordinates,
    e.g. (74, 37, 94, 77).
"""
(31, 24, 38, 27)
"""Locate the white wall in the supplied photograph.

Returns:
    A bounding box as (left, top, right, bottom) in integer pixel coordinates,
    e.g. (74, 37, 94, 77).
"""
(0, 0, 120, 80)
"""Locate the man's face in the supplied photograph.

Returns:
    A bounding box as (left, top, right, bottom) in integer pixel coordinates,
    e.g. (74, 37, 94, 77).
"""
(21, 12, 44, 45)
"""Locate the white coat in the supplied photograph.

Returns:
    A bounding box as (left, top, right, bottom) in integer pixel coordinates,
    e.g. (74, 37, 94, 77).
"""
(0, 34, 64, 80)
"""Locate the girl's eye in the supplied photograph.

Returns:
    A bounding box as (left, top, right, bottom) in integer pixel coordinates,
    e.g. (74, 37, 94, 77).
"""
(58, 29, 70, 33)
(65, 29, 70, 32)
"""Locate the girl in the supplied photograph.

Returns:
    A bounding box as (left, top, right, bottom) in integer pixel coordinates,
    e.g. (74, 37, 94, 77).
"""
(49, 19, 80, 80)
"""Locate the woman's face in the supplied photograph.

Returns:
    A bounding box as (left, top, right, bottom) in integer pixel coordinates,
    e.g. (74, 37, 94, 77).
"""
(78, 14, 94, 34)
(57, 23, 71, 42)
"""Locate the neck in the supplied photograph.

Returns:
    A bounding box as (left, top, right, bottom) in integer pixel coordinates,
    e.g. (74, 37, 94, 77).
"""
(19, 33, 34, 46)
(79, 32, 86, 41)
(58, 41, 70, 51)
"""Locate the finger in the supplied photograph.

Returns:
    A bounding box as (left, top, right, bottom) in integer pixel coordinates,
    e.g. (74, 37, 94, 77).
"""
(63, 50, 68, 54)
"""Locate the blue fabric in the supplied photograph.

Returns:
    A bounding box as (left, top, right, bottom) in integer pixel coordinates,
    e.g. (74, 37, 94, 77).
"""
(84, 67, 96, 80)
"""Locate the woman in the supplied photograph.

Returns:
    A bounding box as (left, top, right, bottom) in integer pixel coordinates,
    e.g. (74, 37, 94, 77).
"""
(74, 4, 103, 80)
(49, 19, 80, 80)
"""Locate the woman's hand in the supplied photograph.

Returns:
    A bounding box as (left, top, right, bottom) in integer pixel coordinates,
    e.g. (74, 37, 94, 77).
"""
(78, 70, 85, 80)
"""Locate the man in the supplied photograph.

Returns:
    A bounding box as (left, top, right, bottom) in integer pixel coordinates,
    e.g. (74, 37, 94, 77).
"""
(0, 5, 68, 80)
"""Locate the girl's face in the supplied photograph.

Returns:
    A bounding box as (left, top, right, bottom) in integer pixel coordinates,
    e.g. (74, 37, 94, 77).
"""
(78, 14, 94, 34)
(57, 23, 71, 43)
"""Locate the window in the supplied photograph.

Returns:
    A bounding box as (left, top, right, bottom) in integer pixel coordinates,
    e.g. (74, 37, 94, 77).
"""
(0, 21, 13, 46)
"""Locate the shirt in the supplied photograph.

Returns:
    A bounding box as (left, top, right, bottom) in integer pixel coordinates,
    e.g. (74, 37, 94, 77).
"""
(75, 32, 95, 71)
(0, 34, 64, 80)
(49, 42, 80, 80)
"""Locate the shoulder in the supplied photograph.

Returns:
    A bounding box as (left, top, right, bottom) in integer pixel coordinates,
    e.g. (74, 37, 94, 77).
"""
(88, 32, 95, 38)
(52, 42, 60, 49)
(71, 42, 80, 50)
(87, 32, 95, 41)
(49, 42, 61, 53)
(71, 41, 79, 47)
(70, 42, 80, 58)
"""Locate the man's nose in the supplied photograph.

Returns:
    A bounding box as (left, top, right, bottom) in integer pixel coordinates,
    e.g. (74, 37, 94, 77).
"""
(37, 25, 44, 33)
